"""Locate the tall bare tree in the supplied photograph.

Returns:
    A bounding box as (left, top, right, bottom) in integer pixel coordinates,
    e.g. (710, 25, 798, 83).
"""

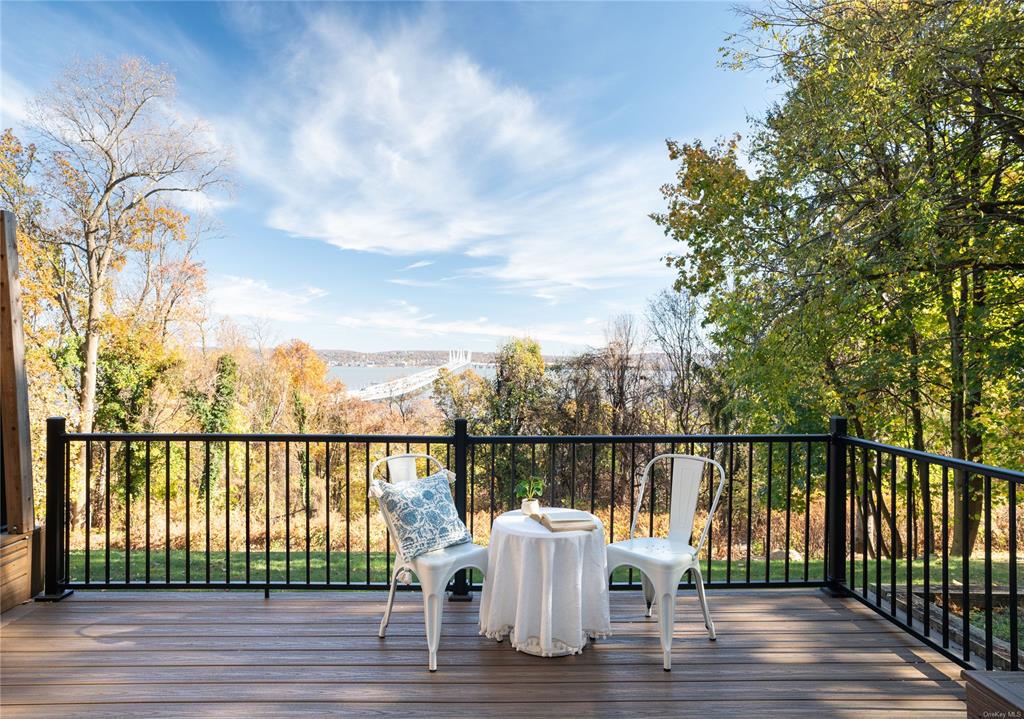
(30, 56, 227, 441)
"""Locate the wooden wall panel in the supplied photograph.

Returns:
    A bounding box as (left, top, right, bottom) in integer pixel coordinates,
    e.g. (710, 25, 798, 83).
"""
(1, 209, 34, 534)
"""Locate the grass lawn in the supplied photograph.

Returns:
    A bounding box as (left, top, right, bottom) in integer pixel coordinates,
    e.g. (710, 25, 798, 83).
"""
(68, 550, 828, 586)
(67, 550, 1020, 645)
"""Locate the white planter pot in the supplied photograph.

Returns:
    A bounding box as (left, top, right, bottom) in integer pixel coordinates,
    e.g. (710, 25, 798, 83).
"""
(521, 498, 541, 515)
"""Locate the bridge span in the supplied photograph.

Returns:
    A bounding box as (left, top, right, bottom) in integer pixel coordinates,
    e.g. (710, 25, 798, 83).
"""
(348, 350, 473, 402)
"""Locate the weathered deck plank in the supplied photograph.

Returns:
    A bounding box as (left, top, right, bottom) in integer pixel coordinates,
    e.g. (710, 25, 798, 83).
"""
(0, 589, 966, 718)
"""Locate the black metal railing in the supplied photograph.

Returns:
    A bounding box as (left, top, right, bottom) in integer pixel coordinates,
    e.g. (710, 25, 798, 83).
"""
(38, 415, 1021, 671)
(837, 432, 1021, 671)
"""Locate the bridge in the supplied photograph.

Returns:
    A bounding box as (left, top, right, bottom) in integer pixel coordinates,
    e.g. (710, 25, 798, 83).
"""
(348, 350, 473, 402)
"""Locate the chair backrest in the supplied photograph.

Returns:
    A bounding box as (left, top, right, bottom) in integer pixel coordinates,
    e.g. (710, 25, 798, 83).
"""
(367, 453, 454, 567)
(630, 454, 726, 556)
(368, 453, 451, 492)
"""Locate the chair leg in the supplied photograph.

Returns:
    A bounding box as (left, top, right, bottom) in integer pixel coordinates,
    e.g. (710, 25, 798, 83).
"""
(656, 587, 677, 671)
(378, 566, 401, 638)
(692, 566, 716, 640)
(423, 590, 444, 672)
(641, 573, 655, 618)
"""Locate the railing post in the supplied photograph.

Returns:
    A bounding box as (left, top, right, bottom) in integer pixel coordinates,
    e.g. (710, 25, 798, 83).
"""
(825, 415, 848, 596)
(448, 418, 471, 601)
(37, 416, 73, 601)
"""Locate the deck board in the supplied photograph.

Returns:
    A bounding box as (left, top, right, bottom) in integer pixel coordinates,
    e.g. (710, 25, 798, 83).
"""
(0, 589, 966, 718)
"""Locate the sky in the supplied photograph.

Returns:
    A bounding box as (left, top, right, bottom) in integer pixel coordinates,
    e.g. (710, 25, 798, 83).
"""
(0, 1, 775, 355)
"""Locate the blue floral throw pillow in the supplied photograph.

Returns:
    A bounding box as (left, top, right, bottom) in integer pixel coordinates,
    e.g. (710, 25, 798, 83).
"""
(374, 471, 471, 560)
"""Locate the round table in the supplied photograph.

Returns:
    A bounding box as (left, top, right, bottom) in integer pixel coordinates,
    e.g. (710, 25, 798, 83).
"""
(478, 508, 611, 657)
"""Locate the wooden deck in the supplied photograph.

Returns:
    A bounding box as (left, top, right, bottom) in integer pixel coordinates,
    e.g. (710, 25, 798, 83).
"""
(0, 589, 965, 718)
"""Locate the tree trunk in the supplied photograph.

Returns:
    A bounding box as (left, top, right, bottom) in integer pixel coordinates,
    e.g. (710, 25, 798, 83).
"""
(907, 330, 933, 557)
(946, 269, 983, 557)
(75, 286, 102, 526)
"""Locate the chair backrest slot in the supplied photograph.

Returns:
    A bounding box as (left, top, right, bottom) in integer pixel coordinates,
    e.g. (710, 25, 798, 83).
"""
(385, 456, 420, 484)
(667, 458, 704, 545)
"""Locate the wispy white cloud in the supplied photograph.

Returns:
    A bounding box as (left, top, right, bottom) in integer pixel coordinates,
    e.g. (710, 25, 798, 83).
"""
(400, 260, 434, 271)
(208, 275, 327, 323)
(0, 72, 31, 126)
(223, 8, 675, 301)
(336, 300, 603, 347)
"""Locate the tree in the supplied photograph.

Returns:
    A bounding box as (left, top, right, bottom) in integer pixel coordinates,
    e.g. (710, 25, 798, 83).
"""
(654, 0, 1024, 555)
(432, 367, 492, 434)
(29, 56, 226, 441)
(491, 337, 547, 435)
(647, 289, 707, 433)
(597, 315, 648, 436)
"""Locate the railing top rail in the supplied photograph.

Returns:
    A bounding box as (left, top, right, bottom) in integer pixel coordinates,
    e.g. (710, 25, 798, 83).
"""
(468, 433, 832, 444)
(842, 435, 1024, 483)
(63, 431, 454, 443)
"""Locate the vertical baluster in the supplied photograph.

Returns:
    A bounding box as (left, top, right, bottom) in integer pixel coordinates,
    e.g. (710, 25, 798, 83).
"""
(874, 449, 882, 606)
(325, 441, 331, 586)
(345, 442, 351, 587)
(85, 440, 91, 584)
(570, 442, 577, 509)
(490, 443, 496, 528)
(469, 442, 475, 587)
(364, 442, 370, 587)
(923, 463, 931, 638)
(305, 440, 311, 585)
(961, 470, 970, 663)
(765, 442, 773, 583)
(848, 446, 855, 592)
(906, 456, 913, 629)
(983, 472, 993, 669)
(589, 443, 596, 516)
(204, 441, 211, 584)
(746, 442, 753, 583)
(622, 442, 630, 589)
(726, 442, 734, 583)
(804, 442, 812, 582)
(125, 441, 132, 584)
(265, 441, 271, 593)
(145, 441, 151, 584)
(889, 452, 897, 616)
(549, 441, 556, 508)
(861, 446, 867, 598)
(1008, 478, 1018, 671)
(942, 465, 950, 648)
(511, 444, 517, 511)
(245, 441, 251, 585)
(64, 440, 70, 584)
(105, 440, 111, 584)
(165, 440, 171, 584)
(649, 441, 656, 539)
(384, 442, 391, 585)
(184, 442, 190, 584)
(285, 440, 291, 585)
(708, 441, 715, 581)
(786, 441, 793, 583)
(610, 442, 617, 548)
(225, 440, 231, 585)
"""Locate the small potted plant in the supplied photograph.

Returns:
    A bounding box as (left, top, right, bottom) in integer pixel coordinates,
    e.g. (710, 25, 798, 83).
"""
(516, 476, 545, 516)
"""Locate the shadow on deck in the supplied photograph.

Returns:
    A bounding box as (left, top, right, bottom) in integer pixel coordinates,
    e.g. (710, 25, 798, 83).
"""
(0, 589, 965, 718)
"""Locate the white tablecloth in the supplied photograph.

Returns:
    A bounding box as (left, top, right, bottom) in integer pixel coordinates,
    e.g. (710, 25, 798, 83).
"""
(479, 508, 611, 656)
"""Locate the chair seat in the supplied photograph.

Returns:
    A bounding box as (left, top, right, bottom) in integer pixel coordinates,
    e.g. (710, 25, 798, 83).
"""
(606, 537, 697, 572)
(410, 541, 488, 574)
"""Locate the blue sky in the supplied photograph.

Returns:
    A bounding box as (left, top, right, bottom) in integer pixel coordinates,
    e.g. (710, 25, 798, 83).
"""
(1, 1, 774, 354)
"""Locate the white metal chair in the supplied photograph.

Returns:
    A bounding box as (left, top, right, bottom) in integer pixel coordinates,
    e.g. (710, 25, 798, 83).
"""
(368, 453, 487, 671)
(605, 454, 726, 670)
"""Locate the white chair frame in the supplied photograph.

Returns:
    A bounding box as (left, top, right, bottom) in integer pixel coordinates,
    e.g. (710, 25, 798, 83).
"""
(605, 454, 726, 670)
(367, 453, 487, 671)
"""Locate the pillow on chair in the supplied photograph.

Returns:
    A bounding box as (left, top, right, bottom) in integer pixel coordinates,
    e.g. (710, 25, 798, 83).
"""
(373, 471, 471, 560)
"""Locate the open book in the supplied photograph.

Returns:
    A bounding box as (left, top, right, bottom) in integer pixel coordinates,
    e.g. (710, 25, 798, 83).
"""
(526, 509, 599, 533)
